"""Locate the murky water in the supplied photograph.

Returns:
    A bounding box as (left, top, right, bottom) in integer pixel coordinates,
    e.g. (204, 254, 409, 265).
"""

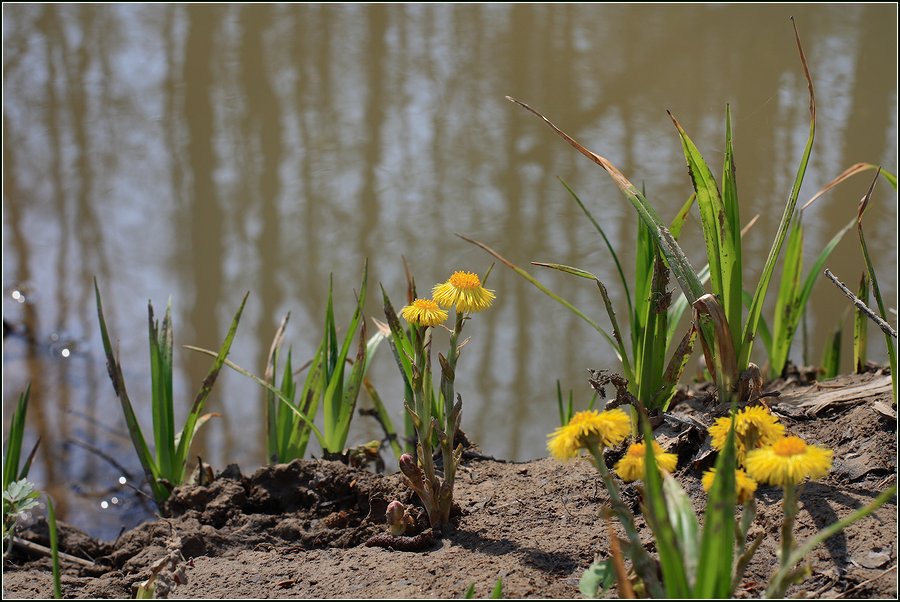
(3, 4, 896, 538)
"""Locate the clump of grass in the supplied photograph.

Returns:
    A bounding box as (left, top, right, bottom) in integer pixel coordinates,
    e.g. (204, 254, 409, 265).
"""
(95, 280, 248, 507)
(189, 262, 387, 462)
(499, 20, 823, 402)
(3, 384, 41, 550)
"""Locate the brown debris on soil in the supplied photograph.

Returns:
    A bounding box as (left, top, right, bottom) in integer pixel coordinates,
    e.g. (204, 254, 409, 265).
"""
(2, 372, 896, 599)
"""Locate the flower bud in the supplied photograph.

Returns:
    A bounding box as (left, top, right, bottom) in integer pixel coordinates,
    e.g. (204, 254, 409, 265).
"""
(386, 500, 407, 536)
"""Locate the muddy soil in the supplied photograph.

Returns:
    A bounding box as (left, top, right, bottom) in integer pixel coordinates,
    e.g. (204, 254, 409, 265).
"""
(2, 371, 896, 599)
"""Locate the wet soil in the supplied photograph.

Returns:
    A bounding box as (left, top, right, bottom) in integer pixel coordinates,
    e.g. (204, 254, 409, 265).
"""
(2, 371, 896, 599)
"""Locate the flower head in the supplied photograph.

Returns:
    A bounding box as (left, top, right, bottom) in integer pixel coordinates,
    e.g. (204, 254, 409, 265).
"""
(432, 271, 495, 313)
(702, 468, 758, 504)
(708, 405, 785, 464)
(614, 440, 678, 482)
(743, 436, 833, 488)
(547, 409, 631, 460)
(400, 298, 448, 327)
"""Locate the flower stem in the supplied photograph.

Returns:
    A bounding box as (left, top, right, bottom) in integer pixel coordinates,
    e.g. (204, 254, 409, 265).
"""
(780, 483, 797, 570)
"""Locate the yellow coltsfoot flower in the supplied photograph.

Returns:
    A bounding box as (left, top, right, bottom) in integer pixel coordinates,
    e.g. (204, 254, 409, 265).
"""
(400, 298, 448, 327)
(708, 405, 785, 464)
(614, 440, 678, 482)
(432, 271, 495, 313)
(702, 467, 758, 504)
(744, 436, 833, 488)
(547, 409, 632, 460)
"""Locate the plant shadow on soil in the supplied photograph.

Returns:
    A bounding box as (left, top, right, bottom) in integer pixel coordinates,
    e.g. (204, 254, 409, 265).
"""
(2, 370, 896, 599)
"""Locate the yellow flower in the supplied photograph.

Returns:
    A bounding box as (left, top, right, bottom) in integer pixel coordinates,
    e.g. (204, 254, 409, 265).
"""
(400, 299, 448, 327)
(708, 405, 785, 463)
(614, 441, 678, 482)
(547, 409, 632, 460)
(743, 436, 833, 488)
(702, 468, 758, 504)
(432, 271, 495, 313)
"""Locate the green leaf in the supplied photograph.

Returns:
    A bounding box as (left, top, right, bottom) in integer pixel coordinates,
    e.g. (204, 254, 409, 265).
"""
(694, 415, 737, 598)
(857, 171, 897, 401)
(558, 177, 633, 327)
(662, 473, 700, 587)
(579, 560, 616, 598)
(174, 292, 248, 483)
(3, 384, 31, 490)
(463, 584, 475, 599)
(94, 279, 167, 505)
(47, 496, 62, 599)
(490, 578, 503, 599)
(821, 319, 843, 379)
(639, 425, 690, 598)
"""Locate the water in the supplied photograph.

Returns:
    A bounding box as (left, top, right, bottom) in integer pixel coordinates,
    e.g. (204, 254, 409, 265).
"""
(3, 4, 896, 539)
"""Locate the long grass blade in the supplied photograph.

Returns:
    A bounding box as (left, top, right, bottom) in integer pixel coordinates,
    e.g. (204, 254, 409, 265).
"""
(856, 170, 897, 400)
(503, 97, 706, 305)
(693, 416, 737, 597)
(669, 110, 741, 351)
(47, 496, 62, 599)
(558, 177, 634, 326)
(662, 473, 700, 588)
(459, 234, 630, 374)
(801, 163, 898, 211)
(639, 423, 691, 597)
(94, 279, 166, 503)
(532, 262, 633, 382)
(741, 18, 816, 372)
(3, 384, 30, 490)
(185, 344, 325, 445)
(821, 319, 843, 379)
(658, 325, 698, 411)
(174, 292, 248, 482)
(265, 313, 291, 461)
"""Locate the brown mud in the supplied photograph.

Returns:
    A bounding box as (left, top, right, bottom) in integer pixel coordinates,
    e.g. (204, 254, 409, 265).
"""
(2, 371, 896, 599)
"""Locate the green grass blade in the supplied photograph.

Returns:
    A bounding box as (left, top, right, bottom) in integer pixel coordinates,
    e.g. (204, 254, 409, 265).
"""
(148, 302, 175, 480)
(639, 423, 691, 597)
(854, 273, 870, 373)
(635, 254, 669, 408)
(503, 97, 706, 305)
(670, 110, 741, 351)
(490, 578, 503, 599)
(821, 319, 843, 379)
(293, 343, 327, 457)
(323, 262, 368, 452)
(265, 313, 291, 462)
(741, 19, 816, 372)
(174, 292, 248, 481)
(186, 344, 325, 446)
(532, 262, 634, 383)
(47, 496, 62, 599)
(856, 172, 896, 400)
(459, 234, 632, 377)
(275, 350, 297, 461)
(770, 213, 805, 378)
(3, 384, 30, 490)
(693, 416, 737, 598)
(558, 177, 634, 325)
(658, 325, 698, 411)
(662, 473, 700, 588)
(94, 279, 166, 504)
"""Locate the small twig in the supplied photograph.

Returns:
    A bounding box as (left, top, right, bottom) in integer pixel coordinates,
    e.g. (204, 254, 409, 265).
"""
(11, 536, 100, 569)
(824, 269, 897, 339)
(835, 564, 897, 599)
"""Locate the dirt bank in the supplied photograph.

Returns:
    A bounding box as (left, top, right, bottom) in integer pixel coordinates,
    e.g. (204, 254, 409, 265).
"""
(3, 371, 896, 599)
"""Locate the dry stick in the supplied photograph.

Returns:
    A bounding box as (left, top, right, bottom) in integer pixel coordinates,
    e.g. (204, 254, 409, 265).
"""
(11, 537, 100, 569)
(824, 269, 897, 339)
(835, 564, 897, 599)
